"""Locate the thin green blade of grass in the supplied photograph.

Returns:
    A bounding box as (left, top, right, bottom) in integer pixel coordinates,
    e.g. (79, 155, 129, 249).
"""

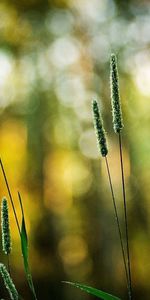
(18, 192, 37, 300)
(63, 282, 121, 300)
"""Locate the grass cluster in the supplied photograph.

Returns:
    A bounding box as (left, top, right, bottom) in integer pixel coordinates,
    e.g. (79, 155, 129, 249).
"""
(64, 54, 132, 300)
(0, 161, 37, 300)
(0, 53, 131, 300)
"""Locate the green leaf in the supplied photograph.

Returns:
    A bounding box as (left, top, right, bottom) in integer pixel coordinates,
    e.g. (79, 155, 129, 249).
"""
(18, 192, 37, 300)
(63, 282, 121, 300)
(20, 217, 28, 273)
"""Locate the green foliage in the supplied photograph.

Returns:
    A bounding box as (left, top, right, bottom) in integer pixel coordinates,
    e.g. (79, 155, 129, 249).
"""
(110, 54, 123, 133)
(63, 282, 121, 300)
(0, 158, 37, 299)
(0, 263, 18, 300)
(1, 197, 11, 255)
(92, 99, 108, 157)
(18, 193, 37, 300)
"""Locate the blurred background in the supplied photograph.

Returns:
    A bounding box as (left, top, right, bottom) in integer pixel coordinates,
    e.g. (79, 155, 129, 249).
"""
(0, 0, 150, 299)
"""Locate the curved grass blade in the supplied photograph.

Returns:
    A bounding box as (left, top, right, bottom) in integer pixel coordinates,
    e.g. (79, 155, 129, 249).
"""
(63, 282, 121, 300)
(18, 192, 37, 300)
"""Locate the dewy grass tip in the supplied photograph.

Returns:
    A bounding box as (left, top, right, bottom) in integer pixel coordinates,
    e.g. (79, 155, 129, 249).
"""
(110, 53, 123, 133)
(92, 99, 108, 157)
(1, 197, 11, 255)
(0, 263, 18, 300)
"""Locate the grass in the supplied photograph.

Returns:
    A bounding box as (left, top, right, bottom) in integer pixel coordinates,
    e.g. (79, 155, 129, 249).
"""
(0, 159, 37, 300)
(63, 53, 133, 300)
(110, 54, 132, 299)
(0, 53, 132, 300)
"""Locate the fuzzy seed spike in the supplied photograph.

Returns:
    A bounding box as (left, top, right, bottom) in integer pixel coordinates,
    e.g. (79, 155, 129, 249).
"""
(0, 263, 18, 300)
(1, 197, 11, 255)
(92, 99, 108, 157)
(110, 53, 123, 133)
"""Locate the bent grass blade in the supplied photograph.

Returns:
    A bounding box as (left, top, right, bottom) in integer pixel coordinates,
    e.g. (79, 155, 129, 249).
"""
(63, 281, 121, 300)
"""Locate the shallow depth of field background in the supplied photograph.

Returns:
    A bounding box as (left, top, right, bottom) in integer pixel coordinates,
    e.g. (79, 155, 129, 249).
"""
(0, 0, 150, 299)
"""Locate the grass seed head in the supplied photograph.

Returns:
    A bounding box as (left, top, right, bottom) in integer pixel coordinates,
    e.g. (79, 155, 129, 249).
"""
(0, 263, 18, 300)
(1, 197, 11, 255)
(92, 99, 108, 157)
(110, 53, 123, 133)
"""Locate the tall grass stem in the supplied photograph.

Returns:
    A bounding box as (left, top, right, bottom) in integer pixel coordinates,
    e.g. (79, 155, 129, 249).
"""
(118, 133, 132, 300)
(0, 159, 21, 235)
(104, 156, 129, 293)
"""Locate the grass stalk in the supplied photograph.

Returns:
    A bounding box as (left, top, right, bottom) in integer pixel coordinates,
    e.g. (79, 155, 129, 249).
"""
(118, 133, 132, 300)
(0, 159, 20, 235)
(7, 254, 11, 276)
(110, 53, 133, 300)
(104, 156, 129, 292)
(92, 99, 129, 293)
